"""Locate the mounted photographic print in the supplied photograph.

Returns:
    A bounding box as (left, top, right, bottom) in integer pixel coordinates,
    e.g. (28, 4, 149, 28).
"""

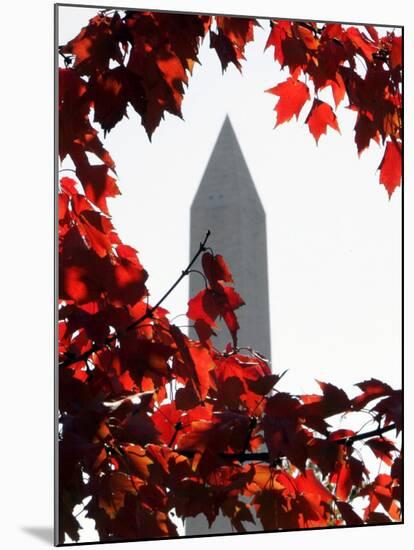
(55, 2, 403, 545)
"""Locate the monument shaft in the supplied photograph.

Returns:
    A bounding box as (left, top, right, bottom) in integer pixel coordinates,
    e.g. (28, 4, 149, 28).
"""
(186, 116, 271, 535)
(190, 116, 271, 359)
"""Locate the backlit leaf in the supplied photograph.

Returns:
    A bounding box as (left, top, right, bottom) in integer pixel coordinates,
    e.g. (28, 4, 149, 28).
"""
(305, 99, 340, 143)
(267, 77, 310, 125)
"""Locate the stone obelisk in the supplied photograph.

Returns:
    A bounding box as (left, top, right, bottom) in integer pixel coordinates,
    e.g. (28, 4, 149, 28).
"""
(186, 115, 271, 536)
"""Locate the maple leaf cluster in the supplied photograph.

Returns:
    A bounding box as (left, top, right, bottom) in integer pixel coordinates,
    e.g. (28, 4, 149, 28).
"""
(265, 21, 402, 196)
(58, 10, 402, 544)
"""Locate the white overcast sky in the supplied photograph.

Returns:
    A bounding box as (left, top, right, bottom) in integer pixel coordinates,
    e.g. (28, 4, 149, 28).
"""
(59, 6, 402, 397)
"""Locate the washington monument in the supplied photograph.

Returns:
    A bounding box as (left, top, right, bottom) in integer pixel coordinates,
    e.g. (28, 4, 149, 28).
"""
(186, 115, 271, 535)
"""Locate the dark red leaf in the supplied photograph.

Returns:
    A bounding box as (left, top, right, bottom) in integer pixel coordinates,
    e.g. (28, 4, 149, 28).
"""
(336, 501, 363, 525)
(352, 378, 394, 410)
(365, 437, 397, 466)
(202, 252, 233, 287)
(389, 35, 402, 69)
(211, 17, 256, 72)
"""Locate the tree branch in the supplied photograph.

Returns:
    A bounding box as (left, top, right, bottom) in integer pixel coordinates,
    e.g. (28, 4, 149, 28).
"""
(178, 423, 398, 463)
(335, 422, 397, 445)
(59, 230, 211, 368)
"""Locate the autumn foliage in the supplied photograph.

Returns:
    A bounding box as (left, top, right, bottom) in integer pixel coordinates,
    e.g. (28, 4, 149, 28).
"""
(265, 21, 402, 196)
(58, 8, 402, 544)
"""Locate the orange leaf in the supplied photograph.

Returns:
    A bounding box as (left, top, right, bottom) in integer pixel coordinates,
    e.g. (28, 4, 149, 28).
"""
(123, 445, 154, 480)
(98, 472, 141, 519)
(188, 344, 216, 400)
(296, 23, 319, 50)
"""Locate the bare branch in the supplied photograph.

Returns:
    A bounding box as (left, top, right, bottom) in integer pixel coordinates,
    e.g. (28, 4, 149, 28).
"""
(335, 423, 397, 445)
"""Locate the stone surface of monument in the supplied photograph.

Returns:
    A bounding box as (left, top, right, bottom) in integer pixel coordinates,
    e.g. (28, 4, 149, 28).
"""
(186, 116, 271, 536)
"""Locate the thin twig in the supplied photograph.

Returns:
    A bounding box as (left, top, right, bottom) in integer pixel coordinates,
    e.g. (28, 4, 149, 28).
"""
(59, 230, 211, 368)
(59, 168, 77, 175)
(186, 269, 208, 288)
(335, 423, 397, 445)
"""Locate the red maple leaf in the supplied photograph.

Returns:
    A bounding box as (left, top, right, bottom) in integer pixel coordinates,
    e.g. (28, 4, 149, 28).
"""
(346, 27, 378, 61)
(187, 284, 244, 347)
(202, 252, 233, 287)
(267, 77, 310, 126)
(305, 98, 340, 143)
(365, 437, 397, 466)
(378, 140, 402, 197)
(211, 17, 257, 72)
